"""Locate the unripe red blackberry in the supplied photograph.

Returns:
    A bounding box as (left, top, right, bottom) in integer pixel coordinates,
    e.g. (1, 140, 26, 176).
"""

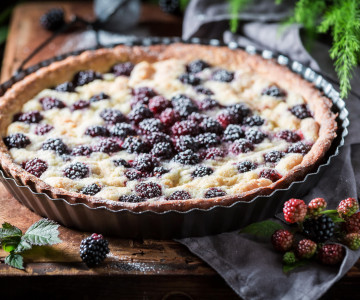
(337, 198, 359, 218)
(317, 244, 345, 265)
(343, 233, 360, 250)
(344, 212, 360, 233)
(283, 199, 307, 223)
(295, 239, 317, 259)
(307, 198, 327, 216)
(271, 229, 294, 252)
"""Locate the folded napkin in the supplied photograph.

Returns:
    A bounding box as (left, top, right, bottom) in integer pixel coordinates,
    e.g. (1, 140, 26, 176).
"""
(178, 1, 360, 299)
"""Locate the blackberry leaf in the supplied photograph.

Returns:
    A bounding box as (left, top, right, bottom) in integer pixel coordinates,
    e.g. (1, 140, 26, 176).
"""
(0, 222, 22, 239)
(14, 238, 32, 253)
(5, 253, 24, 270)
(239, 220, 283, 238)
(23, 219, 62, 246)
(282, 259, 309, 274)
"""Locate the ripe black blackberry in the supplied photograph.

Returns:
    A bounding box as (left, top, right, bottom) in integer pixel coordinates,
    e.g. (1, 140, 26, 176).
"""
(54, 81, 75, 92)
(35, 124, 54, 135)
(100, 108, 127, 124)
(171, 94, 199, 118)
(290, 104, 312, 119)
(192, 166, 213, 177)
(243, 115, 264, 127)
(128, 104, 153, 124)
(174, 135, 199, 152)
(40, 8, 66, 31)
(70, 100, 90, 111)
(113, 158, 131, 168)
(261, 85, 286, 98)
(112, 62, 134, 77)
(132, 87, 157, 106)
(230, 139, 254, 154)
(227, 103, 251, 119)
(264, 151, 284, 163)
(80, 183, 101, 196)
(80, 233, 110, 267)
(178, 73, 201, 86)
(186, 60, 210, 73)
(172, 150, 200, 165)
(4, 133, 31, 149)
(119, 194, 145, 203)
(122, 137, 150, 154)
(64, 162, 89, 179)
(135, 182, 162, 198)
(287, 142, 311, 155)
(145, 132, 172, 145)
(204, 188, 227, 198)
(73, 70, 102, 87)
(167, 190, 191, 200)
(171, 120, 200, 136)
(153, 166, 169, 177)
(132, 154, 158, 172)
(200, 118, 223, 134)
(237, 161, 257, 173)
(93, 138, 121, 154)
(198, 97, 219, 110)
(90, 92, 110, 103)
(151, 142, 174, 159)
(14, 111, 43, 124)
(211, 69, 234, 82)
(159, 0, 181, 15)
(71, 145, 92, 157)
(139, 118, 164, 134)
(39, 97, 66, 110)
(42, 138, 68, 155)
(110, 123, 136, 139)
(196, 133, 220, 148)
(223, 124, 245, 142)
(303, 215, 335, 243)
(125, 169, 144, 181)
(23, 158, 48, 177)
(85, 125, 109, 137)
(245, 129, 266, 144)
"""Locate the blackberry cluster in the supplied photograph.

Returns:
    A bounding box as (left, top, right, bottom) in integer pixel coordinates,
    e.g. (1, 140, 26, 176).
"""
(42, 138, 68, 155)
(132, 87, 157, 106)
(217, 110, 238, 128)
(113, 158, 131, 168)
(40, 8, 65, 31)
(153, 166, 169, 177)
(303, 215, 335, 242)
(64, 162, 89, 179)
(198, 97, 218, 111)
(228, 104, 251, 119)
(171, 94, 199, 118)
(81, 183, 101, 196)
(145, 132, 172, 145)
(124, 169, 143, 181)
(167, 190, 191, 201)
(79, 233, 110, 267)
(4, 133, 31, 149)
(112, 62, 134, 77)
(276, 130, 301, 143)
(288, 142, 311, 154)
(200, 118, 223, 134)
(159, 108, 179, 127)
(148, 96, 170, 114)
(200, 147, 225, 160)
(192, 166, 213, 177)
(259, 169, 282, 182)
(23, 158, 48, 177)
(71, 100, 90, 111)
(110, 123, 136, 139)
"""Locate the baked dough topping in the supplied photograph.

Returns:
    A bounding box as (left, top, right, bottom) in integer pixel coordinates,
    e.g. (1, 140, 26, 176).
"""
(4, 58, 320, 203)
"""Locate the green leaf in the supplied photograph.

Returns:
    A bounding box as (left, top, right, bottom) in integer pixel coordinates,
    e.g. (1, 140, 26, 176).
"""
(179, 0, 190, 12)
(320, 210, 338, 215)
(5, 253, 24, 270)
(283, 260, 309, 273)
(328, 215, 345, 223)
(1, 236, 21, 252)
(320, 210, 345, 223)
(0, 26, 8, 45)
(240, 220, 284, 238)
(0, 222, 22, 239)
(14, 237, 32, 253)
(23, 219, 62, 246)
(229, 0, 252, 33)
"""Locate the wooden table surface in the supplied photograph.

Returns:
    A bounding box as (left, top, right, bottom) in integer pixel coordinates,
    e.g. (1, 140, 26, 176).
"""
(0, 2, 359, 299)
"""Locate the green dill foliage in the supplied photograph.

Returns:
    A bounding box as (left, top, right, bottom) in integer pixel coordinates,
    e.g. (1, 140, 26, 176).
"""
(0, 219, 62, 270)
(228, 0, 360, 98)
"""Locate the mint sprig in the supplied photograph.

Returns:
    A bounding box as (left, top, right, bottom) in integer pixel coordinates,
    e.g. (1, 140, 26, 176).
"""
(0, 219, 62, 270)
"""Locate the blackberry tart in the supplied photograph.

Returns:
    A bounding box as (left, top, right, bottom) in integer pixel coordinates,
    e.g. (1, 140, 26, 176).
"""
(0, 44, 337, 212)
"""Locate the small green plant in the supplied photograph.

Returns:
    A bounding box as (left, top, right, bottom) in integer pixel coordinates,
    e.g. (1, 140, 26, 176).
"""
(229, 0, 360, 98)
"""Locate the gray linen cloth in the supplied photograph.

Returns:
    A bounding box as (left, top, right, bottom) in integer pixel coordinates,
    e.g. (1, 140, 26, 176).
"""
(177, 1, 360, 299)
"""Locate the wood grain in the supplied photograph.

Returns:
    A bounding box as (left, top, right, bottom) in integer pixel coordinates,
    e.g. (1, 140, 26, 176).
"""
(0, 2, 359, 299)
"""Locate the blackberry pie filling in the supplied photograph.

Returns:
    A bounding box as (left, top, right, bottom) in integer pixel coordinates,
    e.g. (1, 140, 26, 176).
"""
(0, 44, 337, 208)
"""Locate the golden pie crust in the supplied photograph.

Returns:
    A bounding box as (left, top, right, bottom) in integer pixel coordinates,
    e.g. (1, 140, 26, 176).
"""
(0, 43, 337, 212)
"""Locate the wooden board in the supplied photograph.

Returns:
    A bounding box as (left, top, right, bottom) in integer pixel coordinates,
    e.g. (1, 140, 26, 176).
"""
(0, 2, 359, 299)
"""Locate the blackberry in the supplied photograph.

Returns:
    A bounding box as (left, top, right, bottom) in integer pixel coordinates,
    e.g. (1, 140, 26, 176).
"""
(264, 151, 284, 163)
(100, 108, 126, 124)
(283, 199, 307, 223)
(245, 129, 266, 144)
(85, 125, 109, 137)
(200, 147, 225, 160)
(119, 194, 145, 203)
(174, 135, 199, 152)
(151, 142, 174, 159)
(55, 81, 75, 92)
(271, 229, 294, 252)
(39, 97, 66, 110)
(71, 145, 93, 157)
(73, 70, 102, 87)
(139, 118, 164, 134)
(132, 87, 157, 106)
(200, 118, 223, 134)
(230, 139, 254, 154)
(186, 60, 210, 73)
(132, 154, 158, 172)
(128, 104, 153, 124)
(198, 98, 219, 111)
(259, 169, 282, 182)
(153, 166, 169, 177)
(178, 73, 201, 86)
(159, 108, 180, 127)
(228, 103, 251, 119)
(317, 244, 345, 265)
(89, 92, 110, 103)
(204, 188, 227, 198)
(211, 69, 234, 82)
(290, 104, 312, 119)
(135, 182, 162, 198)
(243, 115, 264, 126)
(195, 86, 214, 96)
(42, 138, 68, 155)
(145, 132, 172, 145)
(125, 169, 144, 180)
(276, 130, 301, 143)
(93, 138, 121, 154)
(171, 94, 199, 118)
(35, 124, 54, 135)
(196, 133, 220, 148)
(4, 133, 31, 149)
(14, 111, 43, 123)
(159, 0, 181, 15)
(344, 212, 360, 233)
(113, 158, 131, 168)
(80, 183, 101, 196)
(337, 198, 359, 218)
(172, 150, 200, 165)
(171, 120, 200, 136)
(295, 239, 317, 259)
(112, 62, 134, 77)
(79, 233, 110, 267)
(217, 110, 238, 128)
(223, 124, 245, 142)
(110, 123, 136, 139)
(23, 158, 47, 177)
(40, 8, 65, 31)
(287, 142, 311, 155)
(187, 112, 206, 124)
(148, 96, 171, 114)
(303, 215, 335, 242)
(71, 100, 90, 111)
(167, 190, 191, 201)
(64, 162, 89, 179)
(261, 85, 286, 98)
(192, 166, 213, 177)
(122, 137, 150, 153)
(237, 161, 257, 173)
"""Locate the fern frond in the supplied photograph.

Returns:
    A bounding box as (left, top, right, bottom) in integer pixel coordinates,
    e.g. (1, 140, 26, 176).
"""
(229, 0, 251, 33)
